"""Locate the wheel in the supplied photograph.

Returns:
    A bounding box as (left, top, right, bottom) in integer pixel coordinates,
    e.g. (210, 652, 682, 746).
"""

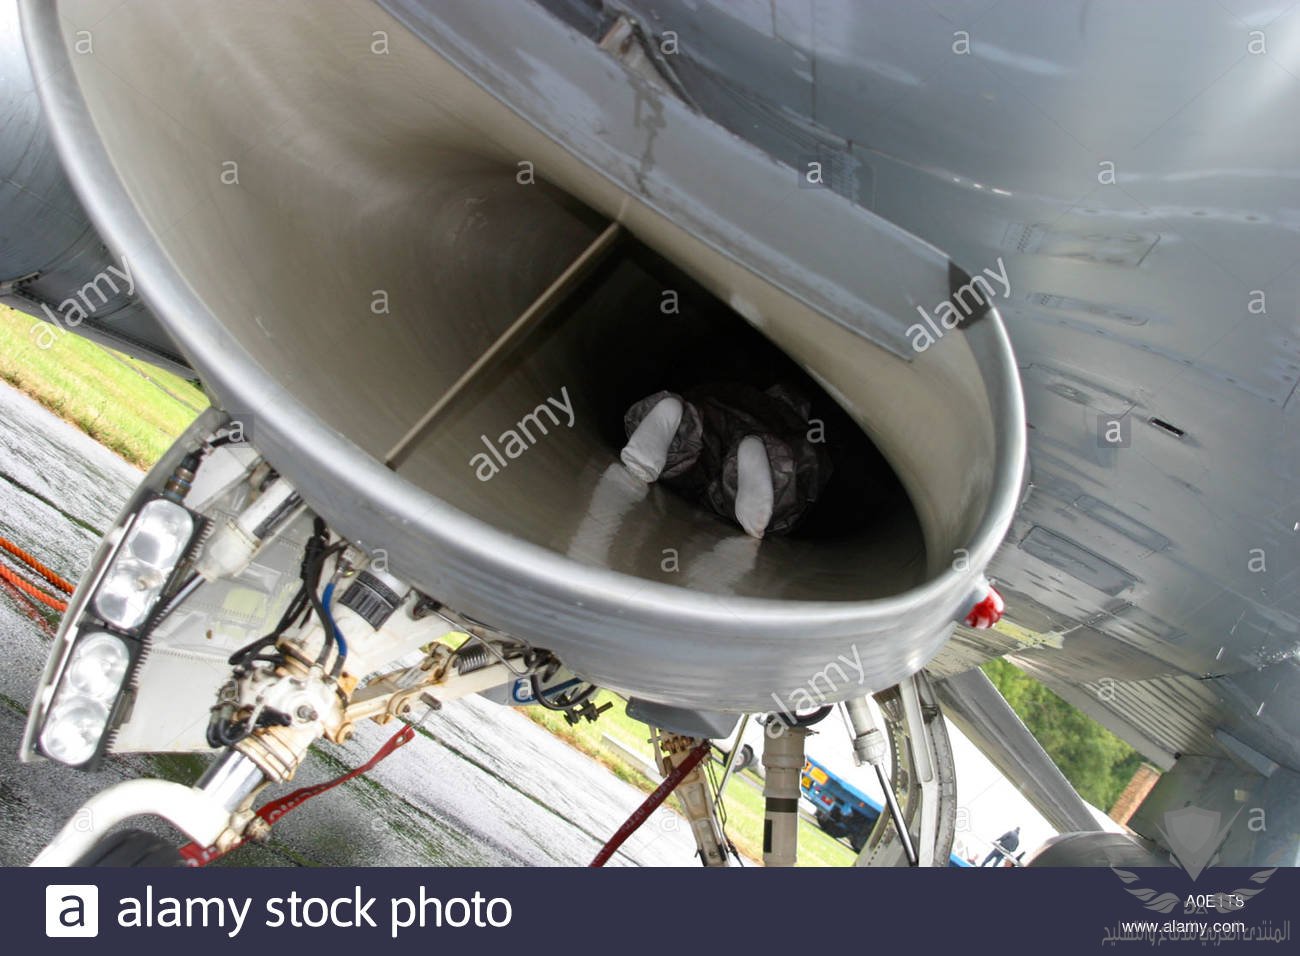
(72, 828, 185, 867)
(734, 743, 755, 772)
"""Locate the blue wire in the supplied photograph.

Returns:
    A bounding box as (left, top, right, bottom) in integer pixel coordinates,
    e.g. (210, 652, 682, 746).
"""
(321, 582, 347, 659)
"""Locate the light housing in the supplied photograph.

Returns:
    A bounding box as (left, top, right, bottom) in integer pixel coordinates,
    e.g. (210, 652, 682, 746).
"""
(92, 497, 196, 632)
(38, 495, 198, 766)
(38, 631, 135, 766)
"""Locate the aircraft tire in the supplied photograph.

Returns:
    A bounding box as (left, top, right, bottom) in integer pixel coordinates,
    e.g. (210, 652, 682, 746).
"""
(72, 828, 185, 867)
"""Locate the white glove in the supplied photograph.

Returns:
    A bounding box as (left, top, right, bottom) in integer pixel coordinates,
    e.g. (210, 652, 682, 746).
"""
(620, 395, 685, 482)
(733, 435, 775, 538)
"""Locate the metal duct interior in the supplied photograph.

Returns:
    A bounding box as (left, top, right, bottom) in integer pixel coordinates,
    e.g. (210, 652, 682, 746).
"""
(403, 234, 927, 600)
(127, 107, 930, 601)
(36, 4, 949, 603)
(26, 0, 1025, 707)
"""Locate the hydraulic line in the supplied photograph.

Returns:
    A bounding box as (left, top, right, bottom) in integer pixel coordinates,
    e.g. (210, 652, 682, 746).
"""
(322, 581, 348, 669)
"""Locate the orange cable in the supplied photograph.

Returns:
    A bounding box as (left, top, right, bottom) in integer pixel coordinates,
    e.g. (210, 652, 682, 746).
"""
(0, 535, 75, 593)
(0, 562, 68, 613)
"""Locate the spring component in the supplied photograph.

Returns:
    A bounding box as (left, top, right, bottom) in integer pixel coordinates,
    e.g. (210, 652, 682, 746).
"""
(455, 642, 493, 675)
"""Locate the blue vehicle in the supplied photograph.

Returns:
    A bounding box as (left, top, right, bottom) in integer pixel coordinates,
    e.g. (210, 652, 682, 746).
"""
(800, 757, 972, 866)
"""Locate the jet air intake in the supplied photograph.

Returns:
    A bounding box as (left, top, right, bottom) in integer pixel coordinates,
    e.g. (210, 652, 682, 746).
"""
(20, 0, 1025, 712)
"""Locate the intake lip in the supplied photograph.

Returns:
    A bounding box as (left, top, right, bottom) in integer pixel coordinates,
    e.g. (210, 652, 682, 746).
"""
(21, 0, 1025, 711)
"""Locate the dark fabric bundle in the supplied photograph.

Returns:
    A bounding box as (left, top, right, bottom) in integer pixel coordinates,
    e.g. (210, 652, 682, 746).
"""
(621, 390, 704, 480)
(622, 382, 832, 536)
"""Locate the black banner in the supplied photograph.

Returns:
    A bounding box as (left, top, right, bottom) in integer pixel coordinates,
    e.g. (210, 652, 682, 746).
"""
(21, 865, 1299, 952)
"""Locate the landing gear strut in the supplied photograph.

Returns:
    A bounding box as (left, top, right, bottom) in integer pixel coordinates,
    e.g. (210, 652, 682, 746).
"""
(653, 732, 732, 867)
(848, 672, 957, 868)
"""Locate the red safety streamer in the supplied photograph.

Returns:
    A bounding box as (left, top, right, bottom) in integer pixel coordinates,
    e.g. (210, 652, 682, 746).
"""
(589, 739, 711, 867)
(179, 724, 416, 866)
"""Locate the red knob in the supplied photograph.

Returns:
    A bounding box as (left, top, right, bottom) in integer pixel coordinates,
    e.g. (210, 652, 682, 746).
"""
(965, 586, 1005, 629)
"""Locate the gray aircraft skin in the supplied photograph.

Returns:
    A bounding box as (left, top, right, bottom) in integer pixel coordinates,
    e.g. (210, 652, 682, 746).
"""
(1, 0, 1296, 867)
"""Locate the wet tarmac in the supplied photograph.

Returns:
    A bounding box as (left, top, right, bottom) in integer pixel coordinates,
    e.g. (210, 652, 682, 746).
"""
(0, 381, 696, 867)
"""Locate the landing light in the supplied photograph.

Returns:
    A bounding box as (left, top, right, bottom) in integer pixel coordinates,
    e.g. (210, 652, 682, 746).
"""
(39, 632, 132, 765)
(93, 498, 194, 630)
(64, 632, 131, 699)
(41, 495, 196, 766)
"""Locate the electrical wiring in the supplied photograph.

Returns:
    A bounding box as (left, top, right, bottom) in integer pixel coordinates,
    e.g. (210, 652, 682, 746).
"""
(321, 581, 348, 677)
